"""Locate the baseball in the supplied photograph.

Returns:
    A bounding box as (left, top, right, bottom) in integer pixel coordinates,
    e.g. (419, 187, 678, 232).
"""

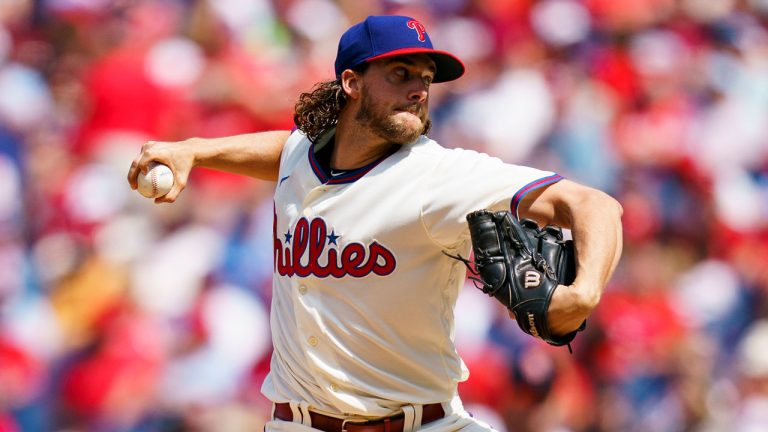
(137, 162, 174, 198)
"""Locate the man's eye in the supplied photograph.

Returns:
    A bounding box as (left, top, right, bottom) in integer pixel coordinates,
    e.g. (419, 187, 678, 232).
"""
(394, 68, 408, 79)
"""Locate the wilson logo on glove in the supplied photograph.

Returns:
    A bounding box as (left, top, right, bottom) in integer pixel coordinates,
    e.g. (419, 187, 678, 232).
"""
(527, 312, 539, 338)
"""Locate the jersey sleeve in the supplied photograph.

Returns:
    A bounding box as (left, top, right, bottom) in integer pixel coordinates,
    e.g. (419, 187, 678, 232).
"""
(420, 148, 562, 248)
(278, 129, 309, 176)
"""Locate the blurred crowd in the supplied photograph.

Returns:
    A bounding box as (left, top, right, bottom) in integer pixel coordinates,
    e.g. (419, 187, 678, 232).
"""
(1, 0, 768, 431)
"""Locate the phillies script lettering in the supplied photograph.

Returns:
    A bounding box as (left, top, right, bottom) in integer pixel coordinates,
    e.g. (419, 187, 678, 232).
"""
(274, 215, 396, 278)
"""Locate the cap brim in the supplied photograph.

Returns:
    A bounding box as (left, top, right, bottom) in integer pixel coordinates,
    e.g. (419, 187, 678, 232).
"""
(366, 48, 465, 83)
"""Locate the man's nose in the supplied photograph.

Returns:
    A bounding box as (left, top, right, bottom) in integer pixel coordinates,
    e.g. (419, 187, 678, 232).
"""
(408, 82, 429, 103)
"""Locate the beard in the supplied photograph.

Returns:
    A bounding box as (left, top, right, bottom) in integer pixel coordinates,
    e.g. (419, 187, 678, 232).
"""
(354, 86, 431, 145)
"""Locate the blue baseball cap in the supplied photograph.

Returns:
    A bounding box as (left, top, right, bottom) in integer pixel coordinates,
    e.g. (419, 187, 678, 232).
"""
(334, 15, 465, 83)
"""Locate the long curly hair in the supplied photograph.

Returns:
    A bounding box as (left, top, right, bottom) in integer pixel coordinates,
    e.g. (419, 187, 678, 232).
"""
(293, 79, 348, 143)
(294, 66, 431, 143)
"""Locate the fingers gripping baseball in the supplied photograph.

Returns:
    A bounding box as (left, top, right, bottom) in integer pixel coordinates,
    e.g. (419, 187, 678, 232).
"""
(127, 140, 193, 203)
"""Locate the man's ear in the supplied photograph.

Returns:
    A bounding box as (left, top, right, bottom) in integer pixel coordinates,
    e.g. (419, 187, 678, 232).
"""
(341, 69, 362, 100)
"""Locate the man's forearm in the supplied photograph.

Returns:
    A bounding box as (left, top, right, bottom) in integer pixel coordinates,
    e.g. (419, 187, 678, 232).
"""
(547, 188, 622, 334)
(568, 190, 624, 308)
(189, 130, 291, 181)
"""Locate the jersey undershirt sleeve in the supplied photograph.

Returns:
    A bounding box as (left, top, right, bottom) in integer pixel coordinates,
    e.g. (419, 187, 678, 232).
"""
(420, 147, 562, 249)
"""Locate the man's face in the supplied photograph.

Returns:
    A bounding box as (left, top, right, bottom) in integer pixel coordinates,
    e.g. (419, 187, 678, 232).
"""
(354, 54, 436, 145)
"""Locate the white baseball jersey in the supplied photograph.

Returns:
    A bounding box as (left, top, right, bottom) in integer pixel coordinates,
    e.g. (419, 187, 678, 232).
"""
(262, 128, 562, 418)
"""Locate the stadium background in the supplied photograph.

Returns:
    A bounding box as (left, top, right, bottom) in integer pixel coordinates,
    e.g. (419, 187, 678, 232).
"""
(1, 0, 768, 430)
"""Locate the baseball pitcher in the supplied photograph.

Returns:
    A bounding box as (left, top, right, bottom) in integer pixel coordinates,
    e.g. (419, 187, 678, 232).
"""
(128, 15, 623, 432)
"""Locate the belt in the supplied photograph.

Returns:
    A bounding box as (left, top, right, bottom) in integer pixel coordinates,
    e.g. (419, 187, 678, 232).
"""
(273, 403, 445, 432)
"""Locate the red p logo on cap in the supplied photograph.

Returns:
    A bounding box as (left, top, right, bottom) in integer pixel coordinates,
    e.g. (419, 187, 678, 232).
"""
(407, 19, 427, 42)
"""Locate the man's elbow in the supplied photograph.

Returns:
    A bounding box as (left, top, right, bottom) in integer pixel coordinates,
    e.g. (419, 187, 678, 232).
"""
(603, 192, 623, 222)
(580, 188, 623, 221)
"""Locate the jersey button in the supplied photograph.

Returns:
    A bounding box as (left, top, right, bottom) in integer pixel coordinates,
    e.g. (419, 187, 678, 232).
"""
(308, 336, 318, 347)
(298, 285, 308, 295)
(330, 383, 339, 392)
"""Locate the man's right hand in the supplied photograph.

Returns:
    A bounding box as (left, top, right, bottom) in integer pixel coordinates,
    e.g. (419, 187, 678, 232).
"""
(127, 139, 196, 204)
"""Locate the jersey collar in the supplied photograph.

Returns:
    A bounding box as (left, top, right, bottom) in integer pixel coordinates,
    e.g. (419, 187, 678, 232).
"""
(307, 129, 401, 185)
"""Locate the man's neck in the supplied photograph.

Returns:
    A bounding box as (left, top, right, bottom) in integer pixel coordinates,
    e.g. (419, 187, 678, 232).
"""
(331, 118, 395, 170)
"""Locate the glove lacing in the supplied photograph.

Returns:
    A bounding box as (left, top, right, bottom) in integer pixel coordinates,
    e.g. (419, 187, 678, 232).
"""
(441, 250, 501, 294)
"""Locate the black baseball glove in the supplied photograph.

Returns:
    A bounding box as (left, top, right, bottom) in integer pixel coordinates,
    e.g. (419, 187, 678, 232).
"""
(447, 210, 585, 349)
